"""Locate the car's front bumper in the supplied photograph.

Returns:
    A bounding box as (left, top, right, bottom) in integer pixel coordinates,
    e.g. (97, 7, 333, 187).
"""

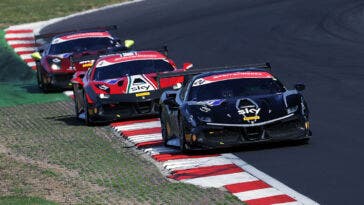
(44, 73, 73, 89)
(87, 92, 164, 122)
(185, 114, 310, 149)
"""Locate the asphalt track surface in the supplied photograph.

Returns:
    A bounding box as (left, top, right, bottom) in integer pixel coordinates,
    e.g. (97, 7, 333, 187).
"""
(42, 0, 364, 204)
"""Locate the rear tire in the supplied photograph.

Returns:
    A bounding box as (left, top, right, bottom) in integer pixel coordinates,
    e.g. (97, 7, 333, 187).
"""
(178, 116, 189, 153)
(83, 93, 92, 126)
(160, 113, 169, 147)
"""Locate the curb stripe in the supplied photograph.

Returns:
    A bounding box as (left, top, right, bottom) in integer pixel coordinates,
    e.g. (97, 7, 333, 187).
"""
(182, 172, 258, 188)
(233, 188, 284, 201)
(5, 37, 34, 41)
(122, 127, 161, 137)
(135, 140, 163, 148)
(5, 29, 33, 34)
(111, 118, 159, 126)
(244, 194, 296, 205)
(152, 153, 219, 162)
(225, 180, 271, 193)
(9, 43, 36, 48)
(168, 164, 243, 180)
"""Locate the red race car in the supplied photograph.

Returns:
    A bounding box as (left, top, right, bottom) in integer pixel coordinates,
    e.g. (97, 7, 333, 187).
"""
(31, 27, 134, 92)
(71, 50, 192, 125)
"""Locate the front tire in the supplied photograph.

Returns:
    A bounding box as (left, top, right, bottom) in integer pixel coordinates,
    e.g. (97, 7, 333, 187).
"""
(83, 93, 92, 126)
(160, 113, 169, 147)
(178, 116, 189, 153)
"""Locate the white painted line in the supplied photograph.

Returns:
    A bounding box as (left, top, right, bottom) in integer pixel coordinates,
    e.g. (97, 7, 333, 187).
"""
(128, 135, 162, 143)
(5, 33, 34, 38)
(114, 121, 161, 132)
(20, 54, 32, 60)
(144, 146, 179, 155)
(233, 187, 283, 201)
(163, 156, 233, 171)
(14, 47, 36, 52)
(182, 172, 258, 188)
(127, 133, 162, 140)
(273, 202, 303, 205)
(7, 40, 35, 45)
(27, 62, 36, 67)
(222, 153, 319, 205)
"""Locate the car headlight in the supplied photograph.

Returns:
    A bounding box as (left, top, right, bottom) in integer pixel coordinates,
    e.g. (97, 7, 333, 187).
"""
(99, 93, 110, 99)
(287, 105, 298, 114)
(51, 63, 61, 70)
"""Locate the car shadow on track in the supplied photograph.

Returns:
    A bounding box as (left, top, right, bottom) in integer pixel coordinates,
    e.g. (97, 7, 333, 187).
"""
(167, 140, 311, 156)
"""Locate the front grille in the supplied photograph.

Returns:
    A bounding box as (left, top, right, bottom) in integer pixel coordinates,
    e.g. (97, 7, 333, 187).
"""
(244, 126, 263, 141)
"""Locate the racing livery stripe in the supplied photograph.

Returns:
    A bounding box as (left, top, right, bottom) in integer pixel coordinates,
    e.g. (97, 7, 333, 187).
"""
(168, 164, 244, 180)
(110, 118, 317, 204)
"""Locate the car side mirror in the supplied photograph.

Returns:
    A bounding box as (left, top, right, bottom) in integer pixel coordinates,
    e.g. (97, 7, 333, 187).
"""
(31, 52, 42, 61)
(124, 39, 135, 48)
(182, 62, 193, 71)
(294, 83, 305, 91)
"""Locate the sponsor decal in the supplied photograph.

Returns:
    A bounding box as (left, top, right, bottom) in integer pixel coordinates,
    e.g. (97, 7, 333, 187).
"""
(127, 75, 156, 94)
(192, 71, 273, 87)
(52, 32, 111, 44)
(136, 92, 150, 97)
(237, 98, 261, 124)
(80, 60, 94, 68)
(200, 106, 211, 113)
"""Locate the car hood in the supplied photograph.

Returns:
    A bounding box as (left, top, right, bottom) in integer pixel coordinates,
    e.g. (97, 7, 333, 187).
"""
(186, 92, 299, 125)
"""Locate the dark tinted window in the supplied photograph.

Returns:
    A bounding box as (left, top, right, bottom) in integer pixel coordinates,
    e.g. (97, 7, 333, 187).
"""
(49, 37, 113, 54)
(93, 59, 174, 81)
(188, 78, 285, 101)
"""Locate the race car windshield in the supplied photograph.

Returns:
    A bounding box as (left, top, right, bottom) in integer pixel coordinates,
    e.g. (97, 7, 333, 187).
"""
(49, 37, 113, 54)
(188, 78, 286, 101)
(93, 59, 174, 81)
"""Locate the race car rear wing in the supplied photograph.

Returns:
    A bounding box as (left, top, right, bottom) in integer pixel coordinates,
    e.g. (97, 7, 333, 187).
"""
(34, 25, 117, 41)
(157, 62, 271, 80)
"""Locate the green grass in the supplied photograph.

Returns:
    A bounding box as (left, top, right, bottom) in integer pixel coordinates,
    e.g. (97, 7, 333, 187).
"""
(0, 0, 130, 29)
(0, 196, 58, 205)
(0, 101, 244, 204)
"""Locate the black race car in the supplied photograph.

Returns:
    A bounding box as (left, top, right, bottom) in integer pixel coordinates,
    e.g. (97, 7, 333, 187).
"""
(31, 26, 134, 92)
(159, 63, 311, 152)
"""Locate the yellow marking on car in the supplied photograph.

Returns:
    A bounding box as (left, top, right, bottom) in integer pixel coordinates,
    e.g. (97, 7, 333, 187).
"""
(82, 62, 93, 67)
(243, 116, 260, 121)
(135, 92, 150, 97)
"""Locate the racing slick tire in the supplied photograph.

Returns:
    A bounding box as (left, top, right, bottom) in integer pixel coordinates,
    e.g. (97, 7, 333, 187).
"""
(36, 65, 50, 93)
(74, 90, 81, 117)
(178, 115, 190, 153)
(83, 93, 93, 126)
(160, 113, 169, 147)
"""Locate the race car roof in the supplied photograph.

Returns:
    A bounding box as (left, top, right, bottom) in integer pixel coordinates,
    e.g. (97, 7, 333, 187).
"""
(51, 31, 113, 44)
(192, 70, 273, 87)
(95, 51, 167, 67)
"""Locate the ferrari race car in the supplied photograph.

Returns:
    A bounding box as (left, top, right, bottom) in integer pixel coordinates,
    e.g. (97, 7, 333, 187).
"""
(159, 63, 311, 152)
(31, 26, 134, 92)
(71, 50, 192, 125)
